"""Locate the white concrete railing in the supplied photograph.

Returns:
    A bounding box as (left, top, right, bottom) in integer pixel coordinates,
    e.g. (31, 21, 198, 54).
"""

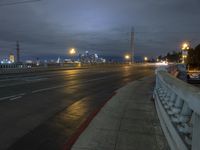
(154, 68, 200, 150)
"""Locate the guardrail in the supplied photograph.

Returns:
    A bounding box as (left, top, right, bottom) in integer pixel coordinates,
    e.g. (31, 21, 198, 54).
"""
(0, 63, 82, 75)
(153, 67, 200, 150)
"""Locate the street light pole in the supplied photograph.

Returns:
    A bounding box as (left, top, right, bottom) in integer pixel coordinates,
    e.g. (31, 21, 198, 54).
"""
(181, 42, 189, 64)
(130, 27, 134, 64)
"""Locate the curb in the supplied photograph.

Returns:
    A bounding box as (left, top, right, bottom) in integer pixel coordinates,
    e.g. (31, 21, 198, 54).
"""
(63, 92, 116, 150)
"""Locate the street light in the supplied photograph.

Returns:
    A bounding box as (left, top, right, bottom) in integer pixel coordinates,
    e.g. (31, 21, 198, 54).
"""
(182, 42, 190, 50)
(69, 48, 76, 55)
(181, 42, 190, 64)
(125, 54, 130, 60)
(69, 48, 77, 62)
(144, 56, 148, 62)
(124, 54, 131, 64)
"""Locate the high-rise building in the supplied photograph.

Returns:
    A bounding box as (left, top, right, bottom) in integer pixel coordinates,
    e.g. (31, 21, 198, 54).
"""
(9, 53, 15, 63)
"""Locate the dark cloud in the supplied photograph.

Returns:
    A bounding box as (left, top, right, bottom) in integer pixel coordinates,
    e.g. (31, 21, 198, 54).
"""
(0, 0, 200, 60)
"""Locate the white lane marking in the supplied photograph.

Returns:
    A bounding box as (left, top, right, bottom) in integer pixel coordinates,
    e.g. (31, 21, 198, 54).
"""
(32, 85, 64, 93)
(0, 93, 25, 101)
(19, 93, 26, 96)
(0, 71, 81, 82)
(23, 77, 48, 82)
(0, 78, 19, 82)
(31, 75, 114, 94)
(0, 77, 49, 88)
(82, 76, 110, 83)
(0, 69, 114, 88)
(0, 73, 83, 88)
(0, 83, 22, 88)
(10, 96, 22, 101)
(0, 95, 17, 101)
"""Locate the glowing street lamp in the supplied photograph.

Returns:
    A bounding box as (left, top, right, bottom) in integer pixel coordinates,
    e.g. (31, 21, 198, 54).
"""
(124, 54, 131, 64)
(69, 48, 77, 62)
(181, 42, 190, 64)
(182, 55, 187, 58)
(125, 54, 130, 60)
(144, 56, 148, 61)
(69, 48, 76, 55)
(182, 43, 190, 50)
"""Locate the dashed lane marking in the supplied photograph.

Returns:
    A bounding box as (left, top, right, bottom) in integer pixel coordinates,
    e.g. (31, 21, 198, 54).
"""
(9, 96, 22, 101)
(0, 93, 25, 101)
(31, 76, 114, 94)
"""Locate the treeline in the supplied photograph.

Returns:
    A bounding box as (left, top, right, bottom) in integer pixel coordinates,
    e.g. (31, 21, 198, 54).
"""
(158, 44, 200, 68)
(157, 51, 181, 63)
(187, 44, 200, 68)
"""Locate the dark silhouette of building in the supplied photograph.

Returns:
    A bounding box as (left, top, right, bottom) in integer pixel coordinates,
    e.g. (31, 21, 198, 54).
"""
(16, 41, 20, 63)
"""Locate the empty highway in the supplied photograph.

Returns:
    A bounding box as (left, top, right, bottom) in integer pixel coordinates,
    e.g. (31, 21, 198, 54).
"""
(0, 65, 155, 150)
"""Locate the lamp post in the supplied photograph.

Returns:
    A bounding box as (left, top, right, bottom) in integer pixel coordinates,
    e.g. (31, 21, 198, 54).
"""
(144, 56, 148, 62)
(181, 42, 189, 64)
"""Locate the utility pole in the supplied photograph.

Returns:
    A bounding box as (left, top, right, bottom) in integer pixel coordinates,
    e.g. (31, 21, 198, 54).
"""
(16, 41, 20, 63)
(130, 27, 134, 63)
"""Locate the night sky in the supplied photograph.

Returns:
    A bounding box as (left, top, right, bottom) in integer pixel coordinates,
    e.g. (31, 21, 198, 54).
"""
(0, 0, 200, 60)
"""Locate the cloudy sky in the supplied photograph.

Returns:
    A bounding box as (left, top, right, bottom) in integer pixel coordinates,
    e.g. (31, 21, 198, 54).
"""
(0, 0, 200, 60)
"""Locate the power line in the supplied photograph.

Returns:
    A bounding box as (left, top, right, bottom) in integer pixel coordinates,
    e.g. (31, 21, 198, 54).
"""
(0, 0, 41, 7)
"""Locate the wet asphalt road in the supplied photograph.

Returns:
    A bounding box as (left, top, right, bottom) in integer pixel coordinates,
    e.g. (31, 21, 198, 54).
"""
(0, 64, 155, 150)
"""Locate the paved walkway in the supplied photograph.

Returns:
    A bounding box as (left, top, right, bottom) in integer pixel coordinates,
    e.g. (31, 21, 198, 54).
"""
(72, 76, 169, 150)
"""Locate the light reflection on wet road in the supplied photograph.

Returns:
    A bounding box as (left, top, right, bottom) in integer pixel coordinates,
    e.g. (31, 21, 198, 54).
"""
(0, 65, 155, 150)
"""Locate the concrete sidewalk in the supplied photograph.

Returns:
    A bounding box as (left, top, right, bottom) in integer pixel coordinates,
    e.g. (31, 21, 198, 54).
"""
(72, 76, 169, 150)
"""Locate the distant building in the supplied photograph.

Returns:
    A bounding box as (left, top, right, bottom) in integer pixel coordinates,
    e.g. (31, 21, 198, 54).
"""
(79, 51, 106, 64)
(56, 57, 61, 63)
(36, 57, 40, 66)
(0, 59, 9, 64)
(9, 53, 15, 63)
(25, 60, 33, 64)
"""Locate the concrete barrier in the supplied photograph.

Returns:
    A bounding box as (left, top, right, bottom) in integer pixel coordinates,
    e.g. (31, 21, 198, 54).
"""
(153, 67, 200, 150)
(0, 63, 82, 75)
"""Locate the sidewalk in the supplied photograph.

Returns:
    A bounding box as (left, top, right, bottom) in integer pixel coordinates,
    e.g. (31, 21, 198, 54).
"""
(71, 76, 169, 150)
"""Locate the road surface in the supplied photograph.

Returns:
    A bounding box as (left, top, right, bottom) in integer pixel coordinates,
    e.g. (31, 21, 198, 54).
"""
(0, 65, 154, 150)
